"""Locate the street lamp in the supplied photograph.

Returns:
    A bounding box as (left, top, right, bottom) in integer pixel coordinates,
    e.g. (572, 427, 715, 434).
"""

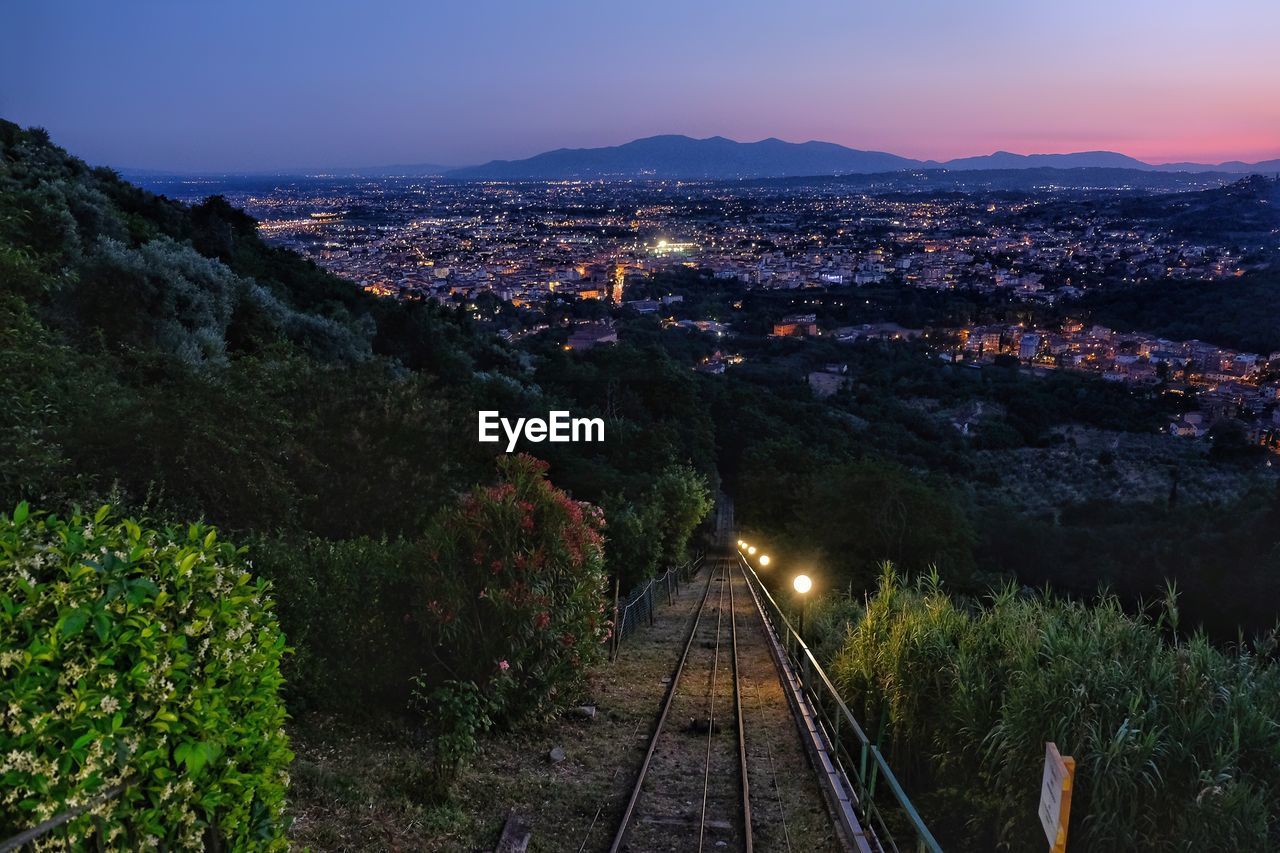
(747, 546, 757, 555)
(758, 554, 770, 567)
(793, 574, 812, 644)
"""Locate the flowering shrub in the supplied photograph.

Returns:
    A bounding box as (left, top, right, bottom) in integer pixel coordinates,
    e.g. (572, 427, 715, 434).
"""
(418, 454, 608, 725)
(0, 503, 291, 850)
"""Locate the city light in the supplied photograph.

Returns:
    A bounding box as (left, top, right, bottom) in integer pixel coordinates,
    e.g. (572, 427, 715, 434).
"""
(792, 574, 812, 594)
(758, 555, 770, 566)
(747, 546, 757, 555)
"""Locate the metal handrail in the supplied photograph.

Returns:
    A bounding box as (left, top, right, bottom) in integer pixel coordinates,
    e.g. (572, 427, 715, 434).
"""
(738, 554, 943, 853)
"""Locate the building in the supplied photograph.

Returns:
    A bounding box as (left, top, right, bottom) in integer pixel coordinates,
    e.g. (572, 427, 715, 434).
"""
(566, 323, 618, 351)
(772, 314, 818, 337)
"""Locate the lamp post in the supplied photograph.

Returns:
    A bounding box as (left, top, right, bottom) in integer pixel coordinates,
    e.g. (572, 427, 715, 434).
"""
(747, 545, 757, 556)
(793, 574, 812, 644)
(758, 554, 770, 567)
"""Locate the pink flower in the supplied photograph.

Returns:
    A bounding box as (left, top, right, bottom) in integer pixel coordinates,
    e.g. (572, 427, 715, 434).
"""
(498, 659, 510, 671)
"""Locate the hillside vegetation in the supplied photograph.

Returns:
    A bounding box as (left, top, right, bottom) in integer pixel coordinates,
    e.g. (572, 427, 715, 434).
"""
(1077, 272, 1280, 354)
(831, 569, 1280, 851)
(0, 121, 714, 846)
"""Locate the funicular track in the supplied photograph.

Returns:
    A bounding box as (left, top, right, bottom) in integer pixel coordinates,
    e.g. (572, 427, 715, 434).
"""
(609, 557, 753, 853)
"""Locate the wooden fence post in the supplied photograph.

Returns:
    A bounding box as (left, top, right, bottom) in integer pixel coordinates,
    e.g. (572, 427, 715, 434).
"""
(610, 577, 621, 661)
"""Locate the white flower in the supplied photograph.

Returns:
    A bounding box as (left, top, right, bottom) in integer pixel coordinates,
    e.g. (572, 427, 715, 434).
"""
(99, 696, 120, 714)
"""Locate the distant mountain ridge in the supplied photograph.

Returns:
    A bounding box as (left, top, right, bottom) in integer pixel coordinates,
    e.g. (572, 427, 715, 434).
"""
(446, 135, 1280, 181)
(446, 135, 918, 180)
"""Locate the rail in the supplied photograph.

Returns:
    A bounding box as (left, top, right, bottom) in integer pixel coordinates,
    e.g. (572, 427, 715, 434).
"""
(609, 557, 751, 852)
(736, 553, 943, 853)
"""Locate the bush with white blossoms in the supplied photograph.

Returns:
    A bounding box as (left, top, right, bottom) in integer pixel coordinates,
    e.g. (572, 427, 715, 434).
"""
(0, 503, 291, 850)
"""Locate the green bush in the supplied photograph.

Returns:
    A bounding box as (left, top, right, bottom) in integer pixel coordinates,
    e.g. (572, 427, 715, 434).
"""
(0, 503, 291, 850)
(831, 567, 1280, 851)
(251, 535, 425, 715)
(799, 592, 863, 665)
(409, 678, 500, 802)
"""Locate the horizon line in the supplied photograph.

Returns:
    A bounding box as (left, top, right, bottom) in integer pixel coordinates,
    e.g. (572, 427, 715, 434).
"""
(83, 132, 1280, 176)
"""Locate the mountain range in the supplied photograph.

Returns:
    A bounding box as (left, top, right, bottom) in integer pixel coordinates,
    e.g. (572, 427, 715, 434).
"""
(445, 135, 1280, 181)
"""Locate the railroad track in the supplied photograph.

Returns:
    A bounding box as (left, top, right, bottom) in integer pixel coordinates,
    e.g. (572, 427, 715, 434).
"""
(609, 557, 754, 853)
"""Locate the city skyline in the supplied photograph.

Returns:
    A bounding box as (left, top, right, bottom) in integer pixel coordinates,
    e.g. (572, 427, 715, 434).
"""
(3, 0, 1278, 172)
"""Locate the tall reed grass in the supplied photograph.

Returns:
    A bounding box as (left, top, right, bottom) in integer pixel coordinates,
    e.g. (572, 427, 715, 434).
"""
(830, 566, 1280, 851)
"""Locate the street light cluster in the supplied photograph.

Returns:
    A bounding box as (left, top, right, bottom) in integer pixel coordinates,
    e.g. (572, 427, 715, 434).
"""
(736, 539, 810, 596)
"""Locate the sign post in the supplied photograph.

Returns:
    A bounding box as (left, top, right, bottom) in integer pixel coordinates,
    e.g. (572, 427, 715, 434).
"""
(1038, 742, 1075, 853)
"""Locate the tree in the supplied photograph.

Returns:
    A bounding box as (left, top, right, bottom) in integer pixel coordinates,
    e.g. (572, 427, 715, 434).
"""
(603, 494, 663, 588)
(648, 464, 713, 568)
(804, 459, 975, 590)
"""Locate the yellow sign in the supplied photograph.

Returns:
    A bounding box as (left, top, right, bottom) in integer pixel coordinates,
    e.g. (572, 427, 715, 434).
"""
(1038, 742, 1075, 853)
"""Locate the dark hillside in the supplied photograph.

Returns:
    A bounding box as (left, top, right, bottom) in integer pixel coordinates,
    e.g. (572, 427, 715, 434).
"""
(1076, 271, 1280, 354)
(0, 121, 718, 721)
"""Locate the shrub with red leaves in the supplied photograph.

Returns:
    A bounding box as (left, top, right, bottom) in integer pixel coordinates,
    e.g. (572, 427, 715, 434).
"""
(418, 454, 608, 723)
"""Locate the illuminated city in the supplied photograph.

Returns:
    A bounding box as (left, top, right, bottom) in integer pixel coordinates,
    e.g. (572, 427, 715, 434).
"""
(5, 1, 1280, 850)
(143, 171, 1280, 451)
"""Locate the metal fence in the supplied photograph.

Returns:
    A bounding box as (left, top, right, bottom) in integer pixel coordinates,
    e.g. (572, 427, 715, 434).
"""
(609, 554, 703, 658)
(0, 776, 225, 853)
(0, 781, 126, 853)
(738, 555, 942, 853)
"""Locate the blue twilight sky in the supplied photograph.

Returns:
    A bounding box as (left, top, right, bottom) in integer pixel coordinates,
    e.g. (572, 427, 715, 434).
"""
(2, 0, 1278, 172)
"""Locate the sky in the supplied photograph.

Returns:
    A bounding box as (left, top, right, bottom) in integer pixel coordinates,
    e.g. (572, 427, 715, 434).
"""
(3, 0, 1278, 172)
